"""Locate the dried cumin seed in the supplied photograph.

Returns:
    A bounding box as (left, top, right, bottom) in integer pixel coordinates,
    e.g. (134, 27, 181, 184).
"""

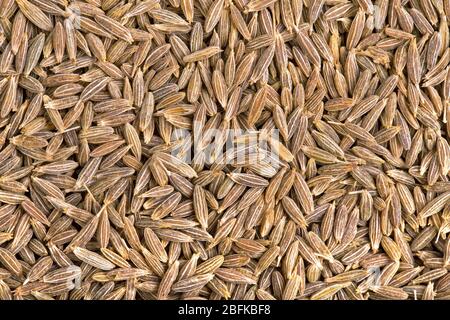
(371, 286, 409, 300)
(157, 261, 179, 300)
(73, 247, 115, 271)
(42, 266, 81, 284)
(215, 268, 257, 285)
(172, 273, 214, 293)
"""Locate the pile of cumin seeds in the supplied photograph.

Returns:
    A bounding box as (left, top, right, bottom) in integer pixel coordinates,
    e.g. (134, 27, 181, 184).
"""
(0, 0, 449, 301)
